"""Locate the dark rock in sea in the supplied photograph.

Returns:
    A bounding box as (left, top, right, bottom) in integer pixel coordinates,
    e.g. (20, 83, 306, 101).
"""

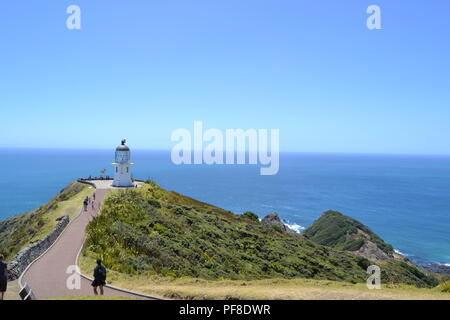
(425, 264, 450, 276)
(262, 212, 297, 234)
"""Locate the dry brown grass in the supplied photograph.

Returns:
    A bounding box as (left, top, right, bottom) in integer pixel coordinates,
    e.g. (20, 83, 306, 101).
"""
(78, 253, 450, 300)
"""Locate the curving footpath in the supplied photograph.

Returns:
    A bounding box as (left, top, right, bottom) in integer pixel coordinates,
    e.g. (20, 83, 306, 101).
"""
(21, 182, 155, 300)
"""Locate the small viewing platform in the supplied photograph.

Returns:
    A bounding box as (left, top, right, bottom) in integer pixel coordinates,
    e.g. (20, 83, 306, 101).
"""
(78, 177, 143, 190)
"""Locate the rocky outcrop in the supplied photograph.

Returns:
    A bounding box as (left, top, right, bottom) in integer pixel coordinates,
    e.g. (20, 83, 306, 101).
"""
(7, 216, 69, 280)
(262, 212, 297, 234)
(339, 228, 391, 261)
(354, 238, 391, 261)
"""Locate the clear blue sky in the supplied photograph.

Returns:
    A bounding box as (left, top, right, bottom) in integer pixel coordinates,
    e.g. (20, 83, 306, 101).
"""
(1, 0, 449, 154)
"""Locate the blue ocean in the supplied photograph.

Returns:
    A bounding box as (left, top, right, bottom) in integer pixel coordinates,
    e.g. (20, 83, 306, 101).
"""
(1, 148, 449, 267)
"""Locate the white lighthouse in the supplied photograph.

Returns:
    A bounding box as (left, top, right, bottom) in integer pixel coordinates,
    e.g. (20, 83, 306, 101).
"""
(112, 139, 134, 187)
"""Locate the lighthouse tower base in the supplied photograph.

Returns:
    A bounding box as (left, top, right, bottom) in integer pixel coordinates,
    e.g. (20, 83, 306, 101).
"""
(112, 163, 134, 187)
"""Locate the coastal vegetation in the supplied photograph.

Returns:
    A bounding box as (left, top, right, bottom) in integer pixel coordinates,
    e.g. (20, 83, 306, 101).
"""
(303, 210, 439, 288)
(303, 210, 393, 255)
(438, 280, 450, 293)
(1, 179, 446, 300)
(83, 183, 369, 283)
(80, 181, 440, 296)
(0, 182, 91, 259)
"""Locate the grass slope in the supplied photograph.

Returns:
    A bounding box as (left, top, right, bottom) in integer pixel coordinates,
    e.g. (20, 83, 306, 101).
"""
(83, 182, 375, 283)
(78, 272, 450, 300)
(0, 182, 92, 259)
(81, 181, 439, 290)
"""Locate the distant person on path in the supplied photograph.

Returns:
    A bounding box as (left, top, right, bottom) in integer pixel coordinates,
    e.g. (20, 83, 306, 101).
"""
(92, 258, 107, 295)
(83, 198, 88, 211)
(93, 192, 96, 201)
(0, 254, 8, 300)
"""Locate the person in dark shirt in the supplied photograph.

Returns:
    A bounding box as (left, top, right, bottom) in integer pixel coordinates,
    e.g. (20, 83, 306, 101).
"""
(92, 258, 107, 295)
(83, 198, 88, 211)
(0, 254, 8, 300)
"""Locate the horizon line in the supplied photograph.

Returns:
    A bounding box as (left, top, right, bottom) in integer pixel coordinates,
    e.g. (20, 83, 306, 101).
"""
(1, 146, 450, 157)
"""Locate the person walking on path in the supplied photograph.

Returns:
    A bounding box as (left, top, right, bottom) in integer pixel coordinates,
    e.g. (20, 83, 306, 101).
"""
(0, 254, 8, 300)
(92, 258, 107, 295)
(83, 198, 88, 211)
(93, 192, 96, 201)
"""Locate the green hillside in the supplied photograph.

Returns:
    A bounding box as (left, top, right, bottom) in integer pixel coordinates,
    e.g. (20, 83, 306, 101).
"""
(0, 182, 91, 259)
(303, 210, 393, 254)
(82, 181, 438, 288)
(303, 210, 438, 288)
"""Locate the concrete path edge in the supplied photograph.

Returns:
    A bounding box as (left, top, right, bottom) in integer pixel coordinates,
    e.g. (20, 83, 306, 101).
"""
(18, 206, 84, 291)
(75, 180, 162, 300)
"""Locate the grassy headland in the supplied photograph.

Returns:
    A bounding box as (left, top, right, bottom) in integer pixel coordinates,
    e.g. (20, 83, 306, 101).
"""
(303, 210, 439, 288)
(78, 181, 448, 299)
(303, 210, 393, 254)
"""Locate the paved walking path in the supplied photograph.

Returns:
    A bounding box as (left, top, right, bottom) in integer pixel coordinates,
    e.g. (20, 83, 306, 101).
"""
(21, 182, 152, 300)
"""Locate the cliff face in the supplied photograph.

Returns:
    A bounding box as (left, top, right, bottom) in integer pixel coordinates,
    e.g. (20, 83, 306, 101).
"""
(353, 229, 391, 261)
